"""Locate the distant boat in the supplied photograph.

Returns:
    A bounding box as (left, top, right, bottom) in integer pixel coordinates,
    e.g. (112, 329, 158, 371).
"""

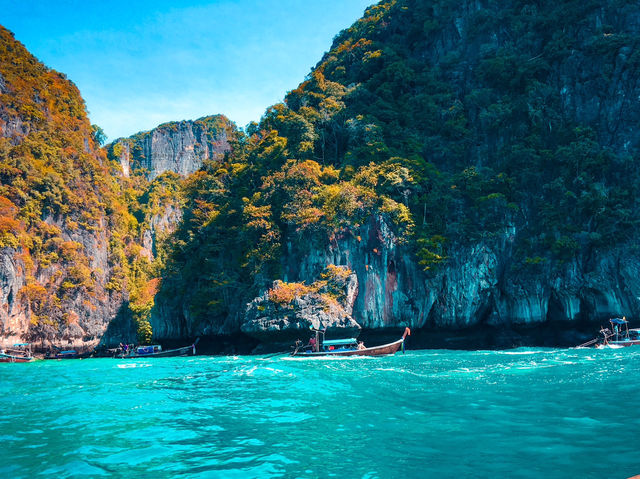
(45, 349, 80, 360)
(291, 327, 410, 357)
(0, 343, 35, 363)
(117, 340, 198, 358)
(577, 317, 640, 349)
(596, 317, 640, 348)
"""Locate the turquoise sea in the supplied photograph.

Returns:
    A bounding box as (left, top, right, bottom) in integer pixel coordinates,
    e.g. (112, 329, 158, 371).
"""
(1, 348, 638, 479)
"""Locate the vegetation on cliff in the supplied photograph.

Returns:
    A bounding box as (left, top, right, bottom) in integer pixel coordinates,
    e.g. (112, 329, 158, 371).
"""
(0, 26, 126, 345)
(4, 0, 640, 344)
(0, 26, 169, 346)
(152, 0, 640, 334)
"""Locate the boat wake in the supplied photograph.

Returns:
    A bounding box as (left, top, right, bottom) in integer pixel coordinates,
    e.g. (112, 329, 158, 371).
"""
(282, 355, 375, 361)
(116, 363, 152, 369)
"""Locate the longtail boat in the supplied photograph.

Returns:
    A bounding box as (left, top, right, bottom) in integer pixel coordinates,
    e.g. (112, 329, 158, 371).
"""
(117, 339, 198, 358)
(0, 343, 35, 363)
(577, 317, 640, 349)
(596, 317, 640, 348)
(291, 327, 410, 357)
(44, 349, 81, 360)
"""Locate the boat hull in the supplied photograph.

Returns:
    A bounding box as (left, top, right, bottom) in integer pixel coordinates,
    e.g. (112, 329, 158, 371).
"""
(604, 339, 640, 348)
(291, 338, 405, 357)
(121, 345, 196, 358)
(0, 354, 35, 363)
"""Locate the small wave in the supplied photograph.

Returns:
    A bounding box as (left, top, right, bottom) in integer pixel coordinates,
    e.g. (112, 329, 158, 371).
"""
(563, 416, 602, 426)
(496, 349, 559, 355)
(116, 363, 151, 369)
(282, 355, 374, 361)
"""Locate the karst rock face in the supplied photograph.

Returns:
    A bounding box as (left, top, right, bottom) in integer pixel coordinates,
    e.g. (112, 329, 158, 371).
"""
(276, 216, 640, 334)
(0, 27, 123, 351)
(112, 116, 234, 180)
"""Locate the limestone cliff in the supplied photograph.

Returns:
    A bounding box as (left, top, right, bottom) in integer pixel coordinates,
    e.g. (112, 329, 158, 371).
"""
(0, 27, 124, 352)
(149, 1, 640, 348)
(110, 116, 235, 180)
(278, 216, 640, 334)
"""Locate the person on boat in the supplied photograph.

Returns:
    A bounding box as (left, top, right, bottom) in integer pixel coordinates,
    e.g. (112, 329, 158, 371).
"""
(308, 336, 317, 352)
(357, 341, 365, 350)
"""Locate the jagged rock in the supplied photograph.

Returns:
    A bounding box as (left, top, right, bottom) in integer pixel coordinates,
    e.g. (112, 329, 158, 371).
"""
(0, 250, 26, 344)
(242, 276, 361, 344)
(111, 116, 235, 180)
(282, 215, 640, 333)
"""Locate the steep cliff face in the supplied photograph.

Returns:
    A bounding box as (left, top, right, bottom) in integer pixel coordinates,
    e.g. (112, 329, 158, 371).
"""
(111, 116, 235, 180)
(0, 249, 27, 345)
(275, 215, 640, 337)
(276, 216, 499, 334)
(0, 27, 125, 351)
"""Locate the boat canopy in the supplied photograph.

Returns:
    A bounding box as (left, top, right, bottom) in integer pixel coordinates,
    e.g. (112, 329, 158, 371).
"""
(136, 345, 162, 354)
(610, 318, 628, 325)
(323, 338, 358, 346)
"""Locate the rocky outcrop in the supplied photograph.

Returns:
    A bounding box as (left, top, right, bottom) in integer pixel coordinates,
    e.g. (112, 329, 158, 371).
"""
(112, 116, 235, 179)
(0, 250, 27, 345)
(141, 203, 183, 260)
(242, 271, 361, 344)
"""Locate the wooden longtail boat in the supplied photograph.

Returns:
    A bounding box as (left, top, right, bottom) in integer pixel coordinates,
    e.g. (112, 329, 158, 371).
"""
(291, 327, 410, 357)
(577, 317, 640, 349)
(117, 339, 198, 358)
(597, 317, 640, 348)
(0, 343, 35, 363)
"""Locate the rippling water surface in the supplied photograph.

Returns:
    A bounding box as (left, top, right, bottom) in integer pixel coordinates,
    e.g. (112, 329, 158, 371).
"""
(1, 348, 639, 478)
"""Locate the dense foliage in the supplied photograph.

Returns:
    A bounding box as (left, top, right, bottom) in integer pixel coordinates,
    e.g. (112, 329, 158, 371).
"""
(152, 0, 640, 332)
(0, 26, 126, 343)
(4, 0, 640, 343)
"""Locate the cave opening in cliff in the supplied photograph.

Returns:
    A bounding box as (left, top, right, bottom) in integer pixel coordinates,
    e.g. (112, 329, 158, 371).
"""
(547, 292, 567, 322)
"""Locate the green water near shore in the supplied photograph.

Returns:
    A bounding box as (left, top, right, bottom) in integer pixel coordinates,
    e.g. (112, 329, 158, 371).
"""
(1, 348, 638, 478)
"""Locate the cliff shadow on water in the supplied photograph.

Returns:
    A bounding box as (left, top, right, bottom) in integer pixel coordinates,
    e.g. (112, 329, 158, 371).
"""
(403, 320, 608, 351)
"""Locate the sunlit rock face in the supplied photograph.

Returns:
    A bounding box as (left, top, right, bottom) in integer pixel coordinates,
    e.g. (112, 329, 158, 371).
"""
(241, 275, 362, 345)
(111, 116, 235, 180)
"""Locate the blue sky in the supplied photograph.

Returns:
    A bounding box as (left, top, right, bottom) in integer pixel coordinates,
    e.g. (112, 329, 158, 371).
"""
(2, 0, 373, 141)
